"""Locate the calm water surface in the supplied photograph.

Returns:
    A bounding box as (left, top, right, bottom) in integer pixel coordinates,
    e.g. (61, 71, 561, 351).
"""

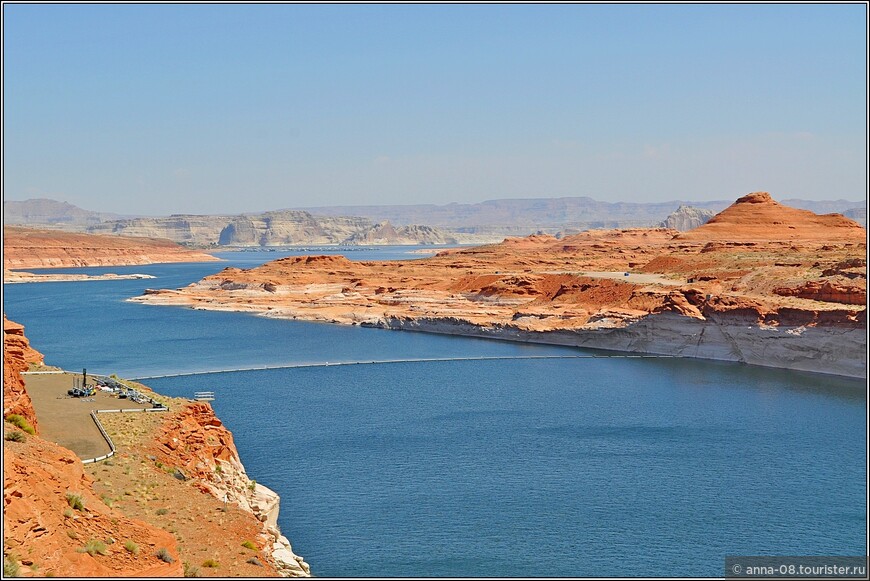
(3, 249, 866, 577)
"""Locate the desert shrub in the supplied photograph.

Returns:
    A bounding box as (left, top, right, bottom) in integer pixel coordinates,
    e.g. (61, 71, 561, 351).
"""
(63, 508, 73, 518)
(124, 541, 139, 555)
(155, 508, 169, 515)
(66, 530, 78, 539)
(5, 415, 34, 435)
(241, 540, 257, 550)
(4, 556, 20, 577)
(82, 540, 108, 556)
(182, 562, 200, 577)
(66, 493, 84, 510)
(156, 548, 174, 563)
(5, 430, 25, 442)
(246, 557, 263, 567)
(201, 559, 219, 568)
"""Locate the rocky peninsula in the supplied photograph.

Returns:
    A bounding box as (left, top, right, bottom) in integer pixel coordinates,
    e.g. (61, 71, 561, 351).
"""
(3, 317, 310, 577)
(132, 193, 867, 379)
(3, 227, 219, 271)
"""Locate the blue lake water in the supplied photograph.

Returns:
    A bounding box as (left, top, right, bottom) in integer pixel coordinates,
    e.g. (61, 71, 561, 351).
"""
(3, 249, 866, 577)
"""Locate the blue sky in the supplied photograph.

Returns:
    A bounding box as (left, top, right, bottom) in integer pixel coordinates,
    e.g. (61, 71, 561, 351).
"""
(3, 3, 867, 215)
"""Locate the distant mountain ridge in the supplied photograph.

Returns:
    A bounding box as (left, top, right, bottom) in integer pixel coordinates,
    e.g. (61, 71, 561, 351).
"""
(4, 195, 864, 246)
(298, 197, 866, 230)
(3, 198, 123, 225)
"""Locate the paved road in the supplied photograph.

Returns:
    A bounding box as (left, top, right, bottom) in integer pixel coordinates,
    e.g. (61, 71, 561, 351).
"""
(23, 373, 152, 459)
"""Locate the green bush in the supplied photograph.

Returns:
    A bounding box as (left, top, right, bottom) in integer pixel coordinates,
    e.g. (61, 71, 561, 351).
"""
(124, 541, 139, 555)
(82, 540, 108, 556)
(156, 548, 174, 564)
(201, 559, 219, 568)
(66, 493, 84, 511)
(241, 540, 257, 550)
(5, 415, 35, 435)
(155, 508, 169, 516)
(4, 556, 20, 577)
(5, 431, 25, 442)
(182, 562, 200, 577)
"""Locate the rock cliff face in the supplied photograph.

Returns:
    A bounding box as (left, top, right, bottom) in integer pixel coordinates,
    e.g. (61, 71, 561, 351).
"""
(216, 211, 372, 246)
(149, 402, 310, 576)
(3, 319, 310, 577)
(343, 222, 458, 245)
(3, 227, 219, 270)
(658, 205, 716, 231)
(86, 215, 230, 245)
(3, 316, 44, 433)
(133, 192, 866, 378)
(87, 211, 461, 247)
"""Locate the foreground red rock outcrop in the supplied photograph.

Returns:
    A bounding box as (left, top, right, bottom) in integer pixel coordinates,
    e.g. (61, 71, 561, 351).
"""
(146, 402, 310, 576)
(3, 226, 219, 270)
(3, 318, 182, 577)
(3, 432, 183, 577)
(133, 193, 867, 378)
(3, 319, 310, 577)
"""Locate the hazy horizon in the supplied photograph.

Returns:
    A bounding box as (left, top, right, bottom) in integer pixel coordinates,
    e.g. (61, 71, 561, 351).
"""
(4, 4, 867, 215)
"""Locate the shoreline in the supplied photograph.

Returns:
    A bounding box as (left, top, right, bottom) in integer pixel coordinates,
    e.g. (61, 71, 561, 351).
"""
(4, 272, 157, 284)
(129, 294, 867, 380)
(374, 314, 867, 380)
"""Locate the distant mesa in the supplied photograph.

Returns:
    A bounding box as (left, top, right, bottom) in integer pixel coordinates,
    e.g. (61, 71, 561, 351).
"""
(343, 221, 458, 245)
(657, 205, 716, 231)
(676, 192, 866, 242)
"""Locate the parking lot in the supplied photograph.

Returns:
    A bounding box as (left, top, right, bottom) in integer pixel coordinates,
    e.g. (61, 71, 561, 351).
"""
(23, 372, 156, 459)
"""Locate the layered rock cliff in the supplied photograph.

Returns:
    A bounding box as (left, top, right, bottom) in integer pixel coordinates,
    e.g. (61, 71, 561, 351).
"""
(133, 192, 866, 378)
(147, 402, 310, 576)
(3, 227, 219, 270)
(3, 316, 44, 434)
(343, 222, 458, 245)
(83, 210, 461, 247)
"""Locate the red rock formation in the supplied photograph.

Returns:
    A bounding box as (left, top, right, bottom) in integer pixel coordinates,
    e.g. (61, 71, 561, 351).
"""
(3, 226, 219, 270)
(676, 192, 865, 242)
(148, 402, 311, 576)
(149, 402, 240, 481)
(773, 280, 867, 305)
(3, 316, 43, 433)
